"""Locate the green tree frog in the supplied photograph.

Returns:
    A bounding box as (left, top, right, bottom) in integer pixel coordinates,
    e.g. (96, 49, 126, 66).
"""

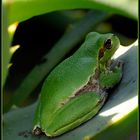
(32, 32, 123, 137)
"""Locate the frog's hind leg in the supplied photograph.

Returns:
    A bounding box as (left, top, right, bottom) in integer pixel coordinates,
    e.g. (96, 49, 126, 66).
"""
(44, 91, 107, 137)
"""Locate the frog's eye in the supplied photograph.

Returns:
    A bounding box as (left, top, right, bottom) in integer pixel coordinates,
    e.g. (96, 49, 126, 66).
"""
(104, 39, 112, 49)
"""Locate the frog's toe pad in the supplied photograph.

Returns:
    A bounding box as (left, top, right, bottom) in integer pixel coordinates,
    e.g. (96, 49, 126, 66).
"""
(117, 60, 124, 69)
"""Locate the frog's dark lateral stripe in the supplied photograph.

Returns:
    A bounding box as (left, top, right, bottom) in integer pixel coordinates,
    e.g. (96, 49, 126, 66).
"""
(99, 47, 105, 59)
(60, 68, 101, 106)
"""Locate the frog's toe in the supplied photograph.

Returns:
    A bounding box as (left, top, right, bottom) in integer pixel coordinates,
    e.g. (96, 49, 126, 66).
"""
(117, 60, 124, 69)
(32, 126, 43, 136)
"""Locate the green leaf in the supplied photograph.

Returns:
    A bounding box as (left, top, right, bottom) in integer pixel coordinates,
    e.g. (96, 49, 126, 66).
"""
(2, 2, 19, 87)
(2, 3, 10, 87)
(90, 108, 137, 140)
(12, 11, 109, 106)
(3, 40, 138, 140)
(6, 0, 138, 25)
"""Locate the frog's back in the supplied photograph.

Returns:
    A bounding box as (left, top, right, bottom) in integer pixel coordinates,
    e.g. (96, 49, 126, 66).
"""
(40, 32, 103, 124)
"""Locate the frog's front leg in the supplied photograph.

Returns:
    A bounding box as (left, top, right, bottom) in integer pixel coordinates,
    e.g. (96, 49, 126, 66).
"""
(99, 61, 124, 89)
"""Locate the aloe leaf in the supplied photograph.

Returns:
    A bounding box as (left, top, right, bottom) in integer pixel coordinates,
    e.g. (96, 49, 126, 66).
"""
(3, 40, 138, 140)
